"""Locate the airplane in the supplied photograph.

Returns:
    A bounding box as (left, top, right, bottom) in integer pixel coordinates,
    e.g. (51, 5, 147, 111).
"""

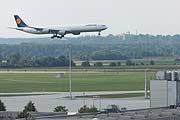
(10, 15, 108, 39)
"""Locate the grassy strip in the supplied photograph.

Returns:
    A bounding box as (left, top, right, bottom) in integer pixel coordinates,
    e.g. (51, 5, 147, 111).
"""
(0, 72, 153, 92)
(0, 94, 47, 97)
(76, 93, 145, 98)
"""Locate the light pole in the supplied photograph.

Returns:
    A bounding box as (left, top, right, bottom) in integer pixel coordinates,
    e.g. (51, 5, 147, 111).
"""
(83, 92, 85, 106)
(69, 43, 72, 100)
(144, 68, 148, 99)
(98, 96, 101, 111)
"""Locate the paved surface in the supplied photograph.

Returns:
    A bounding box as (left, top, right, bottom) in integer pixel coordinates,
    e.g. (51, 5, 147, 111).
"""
(0, 91, 149, 112)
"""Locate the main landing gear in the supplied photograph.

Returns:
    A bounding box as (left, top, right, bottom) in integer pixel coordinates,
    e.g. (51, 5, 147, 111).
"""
(51, 34, 64, 39)
(98, 32, 101, 36)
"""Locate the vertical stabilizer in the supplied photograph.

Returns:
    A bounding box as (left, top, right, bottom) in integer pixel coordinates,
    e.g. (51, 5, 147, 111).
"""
(14, 15, 28, 27)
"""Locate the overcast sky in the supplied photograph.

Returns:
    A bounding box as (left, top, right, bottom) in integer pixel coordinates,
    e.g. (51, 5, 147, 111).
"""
(0, 0, 180, 38)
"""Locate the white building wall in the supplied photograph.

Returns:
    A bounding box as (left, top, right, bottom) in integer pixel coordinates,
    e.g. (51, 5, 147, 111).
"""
(150, 80, 177, 108)
(150, 80, 168, 108)
(167, 81, 177, 105)
(177, 82, 180, 105)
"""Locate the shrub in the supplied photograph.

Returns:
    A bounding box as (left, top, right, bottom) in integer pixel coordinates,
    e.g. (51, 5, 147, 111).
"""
(78, 105, 98, 113)
(54, 106, 68, 112)
(0, 100, 6, 111)
(18, 101, 37, 118)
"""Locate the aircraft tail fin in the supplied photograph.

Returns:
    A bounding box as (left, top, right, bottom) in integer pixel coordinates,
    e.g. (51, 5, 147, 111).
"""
(14, 15, 28, 27)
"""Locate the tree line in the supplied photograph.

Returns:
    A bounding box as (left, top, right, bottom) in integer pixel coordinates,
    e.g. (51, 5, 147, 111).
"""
(0, 54, 75, 68)
(0, 34, 179, 62)
(0, 53, 156, 68)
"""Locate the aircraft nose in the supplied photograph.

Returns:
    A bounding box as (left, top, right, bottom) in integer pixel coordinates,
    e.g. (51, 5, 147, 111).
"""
(104, 26, 108, 30)
(102, 25, 108, 30)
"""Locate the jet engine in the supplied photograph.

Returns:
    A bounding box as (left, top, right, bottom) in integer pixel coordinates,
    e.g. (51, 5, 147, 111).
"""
(72, 32, 80, 35)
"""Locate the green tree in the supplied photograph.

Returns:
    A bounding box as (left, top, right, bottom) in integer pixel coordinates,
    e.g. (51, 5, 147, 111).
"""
(109, 62, 116, 67)
(54, 106, 68, 112)
(78, 105, 98, 113)
(88, 107, 98, 113)
(81, 61, 91, 67)
(0, 100, 6, 111)
(18, 101, 37, 118)
(78, 105, 90, 113)
(94, 62, 103, 67)
(126, 60, 133, 66)
(117, 62, 121, 66)
(9, 53, 21, 65)
(141, 62, 145, 65)
(57, 56, 69, 66)
(150, 60, 155, 65)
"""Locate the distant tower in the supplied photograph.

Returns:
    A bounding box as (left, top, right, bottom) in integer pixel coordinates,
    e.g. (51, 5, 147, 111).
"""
(135, 30, 138, 35)
(126, 31, 130, 35)
(122, 33, 126, 40)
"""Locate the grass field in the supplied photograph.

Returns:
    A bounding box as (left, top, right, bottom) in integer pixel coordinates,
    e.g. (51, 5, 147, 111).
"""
(0, 71, 154, 93)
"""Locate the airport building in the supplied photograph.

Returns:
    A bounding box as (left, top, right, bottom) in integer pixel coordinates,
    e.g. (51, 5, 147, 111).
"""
(150, 70, 180, 108)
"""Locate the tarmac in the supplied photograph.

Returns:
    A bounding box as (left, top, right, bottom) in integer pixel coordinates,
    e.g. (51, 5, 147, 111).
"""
(0, 91, 149, 112)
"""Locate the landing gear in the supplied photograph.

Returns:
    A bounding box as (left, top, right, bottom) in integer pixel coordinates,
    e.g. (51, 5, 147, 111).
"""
(57, 35, 64, 39)
(51, 34, 64, 39)
(51, 35, 56, 39)
(98, 32, 101, 36)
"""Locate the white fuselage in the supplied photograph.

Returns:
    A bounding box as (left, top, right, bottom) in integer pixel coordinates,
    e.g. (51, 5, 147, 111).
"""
(17, 24, 107, 35)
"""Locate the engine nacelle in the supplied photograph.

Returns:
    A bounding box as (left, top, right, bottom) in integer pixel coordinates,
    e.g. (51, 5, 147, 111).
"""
(58, 31, 66, 35)
(72, 32, 80, 35)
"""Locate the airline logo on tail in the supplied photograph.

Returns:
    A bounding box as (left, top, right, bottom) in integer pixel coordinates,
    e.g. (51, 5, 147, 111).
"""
(16, 18, 21, 24)
(14, 15, 28, 27)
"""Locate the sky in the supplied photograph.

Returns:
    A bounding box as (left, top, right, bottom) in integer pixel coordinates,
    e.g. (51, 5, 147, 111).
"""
(0, 0, 180, 38)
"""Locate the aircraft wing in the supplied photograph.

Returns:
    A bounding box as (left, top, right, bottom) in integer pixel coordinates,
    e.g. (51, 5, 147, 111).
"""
(31, 27, 66, 35)
(8, 27, 19, 30)
(49, 29, 61, 34)
(47, 28, 67, 35)
(29, 27, 44, 31)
